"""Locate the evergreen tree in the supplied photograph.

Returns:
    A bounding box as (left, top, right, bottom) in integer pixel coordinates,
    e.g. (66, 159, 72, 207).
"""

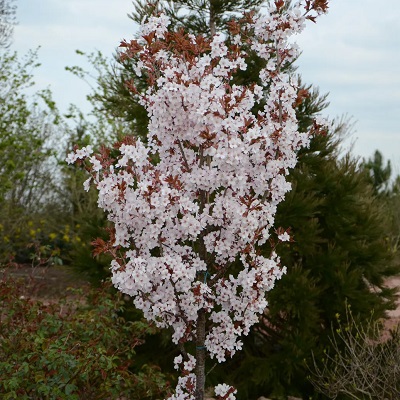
(361, 149, 392, 195)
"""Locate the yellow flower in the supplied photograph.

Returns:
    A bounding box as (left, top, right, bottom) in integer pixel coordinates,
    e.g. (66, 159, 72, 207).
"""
(49, 233, 57, 240)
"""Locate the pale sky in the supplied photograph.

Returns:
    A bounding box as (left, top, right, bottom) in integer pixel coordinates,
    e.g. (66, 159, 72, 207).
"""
(10, 0, 400, 174)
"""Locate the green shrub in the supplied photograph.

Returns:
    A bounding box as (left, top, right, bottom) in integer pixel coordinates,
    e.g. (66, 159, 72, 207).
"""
(0, 275, 172, 399)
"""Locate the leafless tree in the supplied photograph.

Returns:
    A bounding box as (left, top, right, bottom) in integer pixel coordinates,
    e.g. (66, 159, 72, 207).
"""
(308, 309, 400, 399)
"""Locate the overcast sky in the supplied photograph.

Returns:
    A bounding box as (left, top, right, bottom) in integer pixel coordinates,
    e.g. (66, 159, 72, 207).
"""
(10, 0, 400, 174)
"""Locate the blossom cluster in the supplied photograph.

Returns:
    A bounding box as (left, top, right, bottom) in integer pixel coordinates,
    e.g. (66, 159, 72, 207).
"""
(68, 1, 328, 398)
(168, 355, 197, 400)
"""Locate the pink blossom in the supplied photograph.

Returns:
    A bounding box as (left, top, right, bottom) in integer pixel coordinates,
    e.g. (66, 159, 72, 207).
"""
(67, 2, 328, 398)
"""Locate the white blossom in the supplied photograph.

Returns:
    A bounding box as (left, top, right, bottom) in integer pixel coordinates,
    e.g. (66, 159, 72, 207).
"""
(215, 383, 237, 399)
(278, 232, 291, 242)
(67, 2, 328, 398)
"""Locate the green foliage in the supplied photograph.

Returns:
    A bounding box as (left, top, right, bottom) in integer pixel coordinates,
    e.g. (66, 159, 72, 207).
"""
(0, 51, 41, 202)
(0, 50, 68, 263)
(361, 150, 392, 195)
(0, 49, 122, 268)
(66, 212, 113, 284)
(0, 275, 172, 399)
(57, 124, 114, 282)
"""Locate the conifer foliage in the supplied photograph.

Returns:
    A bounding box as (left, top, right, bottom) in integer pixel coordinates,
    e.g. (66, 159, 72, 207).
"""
(68, 2, 328, 398)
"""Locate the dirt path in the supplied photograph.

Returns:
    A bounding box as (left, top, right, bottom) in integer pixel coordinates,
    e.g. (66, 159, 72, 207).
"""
(381, 276, 400, 339)
(0, 264, 90, 299)
(386, 276, 400, 317)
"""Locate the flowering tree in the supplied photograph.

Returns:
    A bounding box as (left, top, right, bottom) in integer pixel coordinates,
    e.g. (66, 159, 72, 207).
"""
(67, 1, 328, 398)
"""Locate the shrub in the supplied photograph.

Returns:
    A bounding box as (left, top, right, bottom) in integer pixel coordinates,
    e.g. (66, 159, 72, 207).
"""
(0, 274, 172, 399)
(308, 307, 400, 399)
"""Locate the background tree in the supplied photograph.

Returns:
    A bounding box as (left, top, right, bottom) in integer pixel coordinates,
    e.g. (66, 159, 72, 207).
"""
(59, 120, 115, 282)
(362, 150, 400, 288)
(0, 0, 16, 48)
(0, 50, 69, 263)
(361, 149, 392, 195)
(65, 51, 139, 143)
(63, 0, 314, 281)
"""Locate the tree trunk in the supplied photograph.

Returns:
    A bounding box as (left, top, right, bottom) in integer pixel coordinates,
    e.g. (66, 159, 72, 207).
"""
(209, 2, 216, 36)
(195, 308, 207, 400)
